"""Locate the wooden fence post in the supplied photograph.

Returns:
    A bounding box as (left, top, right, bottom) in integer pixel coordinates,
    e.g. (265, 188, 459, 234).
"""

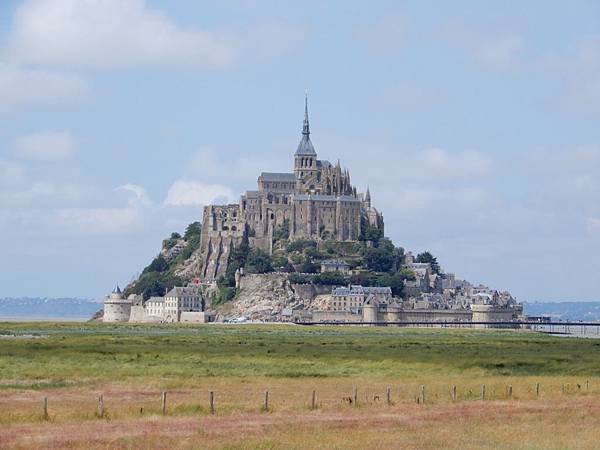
(263, 390, 269, 412)
(97, 394, 104, 418)
(161, 391, 167, 415)
(353, 387, 358, 407)
(209, 391, 215, 414)
(452, 385, 457, 402)
(311, 390, 316, 410)
(535, 383, 540, 398)
(386, 386, 391, 405)
(420, 385, 425, 404)
(42, 397, 48, 420)
(586, 380, 589, 392)
(481, 384, 486, 401)
(507, 385, 513, 398)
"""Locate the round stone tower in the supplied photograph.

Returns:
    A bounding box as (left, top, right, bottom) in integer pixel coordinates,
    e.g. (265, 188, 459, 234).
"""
(362, 295, 378, 324)
(471, 304, 516, 328)
(103, 286, 132, 323)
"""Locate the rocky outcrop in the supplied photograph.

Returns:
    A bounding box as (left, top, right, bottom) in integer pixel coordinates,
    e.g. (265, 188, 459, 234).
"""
(223, 273, 332, 321)
(88, 309, 103, 322)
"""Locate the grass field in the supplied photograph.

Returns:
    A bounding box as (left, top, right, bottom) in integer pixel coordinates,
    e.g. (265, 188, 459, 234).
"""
(1, 323, 599, 449)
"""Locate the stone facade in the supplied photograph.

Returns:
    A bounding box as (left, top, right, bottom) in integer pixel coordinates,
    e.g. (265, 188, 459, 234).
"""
(103, 286, 132, 323)
(103, 285, 211, 323)
(199, 96, 384, 280)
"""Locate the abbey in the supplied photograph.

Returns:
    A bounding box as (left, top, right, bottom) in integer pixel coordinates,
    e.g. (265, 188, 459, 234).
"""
(200, 96, 384, 280)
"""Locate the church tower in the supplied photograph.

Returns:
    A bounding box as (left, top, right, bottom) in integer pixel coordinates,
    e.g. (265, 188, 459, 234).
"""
(294, 93, 318, 182)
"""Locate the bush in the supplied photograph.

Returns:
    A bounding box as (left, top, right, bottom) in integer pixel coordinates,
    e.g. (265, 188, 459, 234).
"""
(142, 255, 168, 274)
(127, 271, 184, 300)
(299, 260, 319, 274)
(289, 273, 311, 284)
(314, 271, 348, 286)
(305, 246, 325, 260)
(286, 239, 317, 253)
(246, 249, 274, 274)
(272, 255, 289, 269)
(273, 219, 290, 242)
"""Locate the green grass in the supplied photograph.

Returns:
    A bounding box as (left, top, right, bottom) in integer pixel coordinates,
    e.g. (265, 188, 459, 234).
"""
(1, 323, 599, 387)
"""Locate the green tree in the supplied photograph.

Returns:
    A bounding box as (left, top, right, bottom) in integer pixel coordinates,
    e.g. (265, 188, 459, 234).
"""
(142, 255, 168, 274)
(246, 249, 274, 274)
(184, 222, 202, 241)
(376, 272, 404, 296)
(314, 271, 348, 286)
(299, 259, 319, 274)
(289, 273, 311, 284)
(273, 219, 290, 242)
(416, 251, 440, 274)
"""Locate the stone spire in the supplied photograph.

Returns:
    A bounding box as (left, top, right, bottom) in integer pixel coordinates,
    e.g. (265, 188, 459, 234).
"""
(365, 187, 371, 207)
(302, 91, 310, 137)
(295, 92, 316, 156)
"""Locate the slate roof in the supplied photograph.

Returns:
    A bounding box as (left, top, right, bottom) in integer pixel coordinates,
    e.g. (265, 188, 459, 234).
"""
(259, 172, 296, 182)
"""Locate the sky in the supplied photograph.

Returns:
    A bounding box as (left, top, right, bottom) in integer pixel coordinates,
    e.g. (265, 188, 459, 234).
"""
(0, 0, 599, 301)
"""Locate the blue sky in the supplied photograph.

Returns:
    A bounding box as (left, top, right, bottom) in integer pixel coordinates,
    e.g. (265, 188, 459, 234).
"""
(1, 0, 599, 301)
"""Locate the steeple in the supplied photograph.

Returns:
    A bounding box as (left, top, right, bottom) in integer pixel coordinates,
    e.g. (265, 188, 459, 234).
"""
(295, 91, 316, 156)
(302, 91, 310, 137)
(365, 187, 371, 207)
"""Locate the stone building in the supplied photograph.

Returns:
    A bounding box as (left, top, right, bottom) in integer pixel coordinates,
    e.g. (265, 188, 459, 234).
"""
(320, 259, 350, 274)
(199, 95, 384, 280)
(104, 285, 212, 323)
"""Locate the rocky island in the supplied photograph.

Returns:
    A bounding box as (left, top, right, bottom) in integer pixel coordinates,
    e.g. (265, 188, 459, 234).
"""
(103, 97, 523, 324)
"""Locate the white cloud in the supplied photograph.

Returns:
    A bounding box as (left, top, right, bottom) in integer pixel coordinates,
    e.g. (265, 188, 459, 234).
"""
(0, 63, 88, 112)
(116, 184, 151, 207)
(539, 36, 600, 113)
(6, 0, 238, 70)
(14, 130, 76, 161)
(165, 180, 234, 207)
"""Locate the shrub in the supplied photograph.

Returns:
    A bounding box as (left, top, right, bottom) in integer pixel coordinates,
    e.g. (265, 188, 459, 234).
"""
(286, 239, 317, 253)
(142, 255, 168, 274)
(246, 249, 274, 274)
(289, 273, 311, 284)
(299, 260, 319, 274)
(314, 271, 348, 286)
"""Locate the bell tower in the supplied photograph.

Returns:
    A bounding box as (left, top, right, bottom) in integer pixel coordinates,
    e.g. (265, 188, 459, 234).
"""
(294, 93, 317, 181)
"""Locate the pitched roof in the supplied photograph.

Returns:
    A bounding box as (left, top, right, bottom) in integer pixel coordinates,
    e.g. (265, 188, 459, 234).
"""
(259, 172, 296, 182)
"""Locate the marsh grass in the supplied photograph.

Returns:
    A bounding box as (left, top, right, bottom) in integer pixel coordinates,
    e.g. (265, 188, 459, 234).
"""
(1, 323, 599, 448)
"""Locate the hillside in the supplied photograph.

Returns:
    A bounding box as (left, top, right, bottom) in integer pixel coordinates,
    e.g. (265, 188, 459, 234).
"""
(124, 218, 446, 321)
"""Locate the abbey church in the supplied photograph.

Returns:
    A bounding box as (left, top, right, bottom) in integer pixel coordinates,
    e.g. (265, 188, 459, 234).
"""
(200, 97, 384, 280)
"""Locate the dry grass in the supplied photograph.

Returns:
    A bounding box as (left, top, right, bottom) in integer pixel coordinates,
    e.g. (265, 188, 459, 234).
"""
(1, 395, 599, 449)
(2, 323, 599, 448)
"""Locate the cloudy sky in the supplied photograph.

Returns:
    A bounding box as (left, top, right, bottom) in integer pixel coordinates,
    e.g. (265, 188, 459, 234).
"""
(1, 0, 599, 301)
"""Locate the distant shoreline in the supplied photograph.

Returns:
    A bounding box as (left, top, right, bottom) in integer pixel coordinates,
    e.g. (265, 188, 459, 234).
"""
(0, 316, 89, 322)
